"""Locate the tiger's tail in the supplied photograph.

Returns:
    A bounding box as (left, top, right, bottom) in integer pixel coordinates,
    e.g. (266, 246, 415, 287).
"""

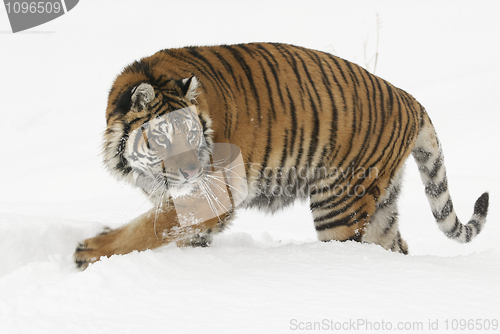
(412, 113, 489, 243)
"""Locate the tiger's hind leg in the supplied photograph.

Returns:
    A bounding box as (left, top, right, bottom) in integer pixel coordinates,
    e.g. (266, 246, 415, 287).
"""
(363, 166, 409, 254)
(309, 181, 378, 243)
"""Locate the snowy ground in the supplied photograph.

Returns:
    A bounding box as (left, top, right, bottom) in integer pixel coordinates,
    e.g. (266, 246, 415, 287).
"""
(1, 1, 499, 333)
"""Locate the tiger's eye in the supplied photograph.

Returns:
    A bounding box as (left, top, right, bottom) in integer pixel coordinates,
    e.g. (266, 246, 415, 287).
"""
(157, 135, 168, 144)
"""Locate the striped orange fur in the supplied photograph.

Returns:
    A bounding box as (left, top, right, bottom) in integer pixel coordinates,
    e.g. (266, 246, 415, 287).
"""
(74, 43, 489, 269)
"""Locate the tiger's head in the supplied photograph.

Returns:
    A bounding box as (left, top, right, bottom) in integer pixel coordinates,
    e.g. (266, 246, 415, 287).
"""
(127, 102, 209, 198)
(103, 67, 213, 201)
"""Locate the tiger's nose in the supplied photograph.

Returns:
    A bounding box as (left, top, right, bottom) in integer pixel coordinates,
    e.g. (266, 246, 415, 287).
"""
(180, 165, 200, 180)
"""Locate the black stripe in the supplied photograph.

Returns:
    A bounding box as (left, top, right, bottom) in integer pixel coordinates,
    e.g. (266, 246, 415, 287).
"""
(317, 146, 329, 168)
(343, 60, 360, 86)
(259, 61, 277, 120)
(310, 178, 366, 212)
(425, 178, 448, 198)
(365, 80, 392, 164)
(333, 60, 359, 171)
(315, 215, 351, 230)
(445, 216, 461, 237)
(413, 147, 432, 164)
(271, 43, 296, 71)
(377, 185, 401, 209)
(433, 197, 453, 222)
(274, 44, 304, 89)
(224, 112, 230, 138)
(254, 44, 286, 109)
(286, 87, 298, 155)
(126, 59, 159, 84)
(328, 55, 349, 84)
(355, 70, 379, 169)
(390, 239, 397, 252)
(320, 58, 342, 166)
(312, 194, 358, 222)
(258, 112, 274, 181)
(304, 84, 320, 164)
(277, 130, 289, 189)
(419, 153, 443, 179)
(107, 85, 136, 123)
(348, 65, 374, 169)
(370, 91, 409, 175)
(294, 128, 305, 168)
(315, 207, 362, 231)
(160, 50, 232, 109)
(380, 94, 406, 173)
(210, 49, 239, 91)
(293, 48, 323, 109)
(397, 93, 417, 153)
(397, 232, 408, 255)
(382, 215, 398, 236)
(465, 225, 472, 243)
(221, 45, 262, 125)
(238, 44, 278, 121)
(311, 179, 342, 197)
(469, 219, 481, 235)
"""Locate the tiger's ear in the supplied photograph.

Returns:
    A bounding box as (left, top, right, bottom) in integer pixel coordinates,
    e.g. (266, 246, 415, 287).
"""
(180, 76, 199, 102)
(131, 83, 155, 111)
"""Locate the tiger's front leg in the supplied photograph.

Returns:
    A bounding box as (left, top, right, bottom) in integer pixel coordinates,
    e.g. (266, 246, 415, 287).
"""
(74, 205, 232, 270)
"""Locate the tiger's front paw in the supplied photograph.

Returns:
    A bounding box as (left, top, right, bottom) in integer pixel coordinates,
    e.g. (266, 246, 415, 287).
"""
(73, 227, 117, 270)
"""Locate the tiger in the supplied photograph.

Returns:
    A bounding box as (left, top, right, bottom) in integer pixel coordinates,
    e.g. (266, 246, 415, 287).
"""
(74, 42, 489, 269)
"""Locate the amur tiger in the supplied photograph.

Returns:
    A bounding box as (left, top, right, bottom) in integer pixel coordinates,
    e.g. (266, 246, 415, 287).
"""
(74, 43, 489, 269)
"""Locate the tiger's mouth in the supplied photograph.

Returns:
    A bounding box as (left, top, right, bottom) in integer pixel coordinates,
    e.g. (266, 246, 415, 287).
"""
(157, 167, 206, 194)
(166, 177, 204, 199)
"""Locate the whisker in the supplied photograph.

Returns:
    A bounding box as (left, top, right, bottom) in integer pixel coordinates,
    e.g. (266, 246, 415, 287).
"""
(201, 178, 230, 215)
(200, 178, 228, 219)
(198, 180, 220, 220)
(204, 166, 248, 188)
(205, 177, 247, 197)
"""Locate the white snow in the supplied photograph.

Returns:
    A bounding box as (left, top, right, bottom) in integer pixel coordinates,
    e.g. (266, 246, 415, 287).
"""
(0, 1, 499, 333)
